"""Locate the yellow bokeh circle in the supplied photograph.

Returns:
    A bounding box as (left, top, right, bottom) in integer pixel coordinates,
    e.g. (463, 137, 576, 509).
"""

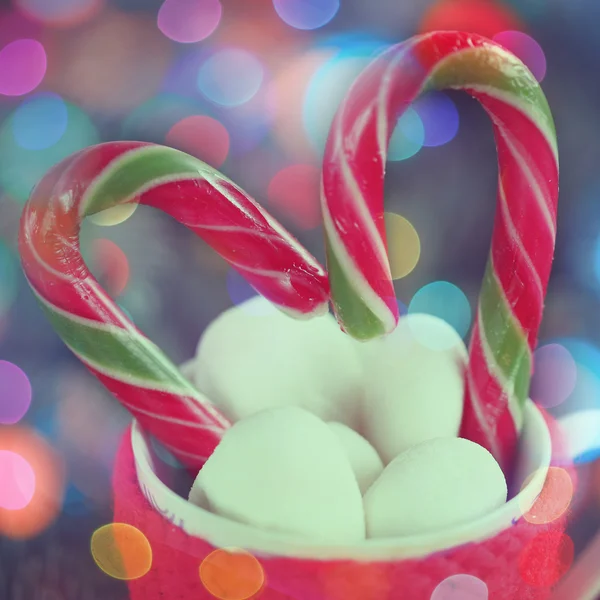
(88, 202, 138, 227)
(200, 547, 265, 600)
(91, 522, 152, 580)
(384, 212, 421, 279)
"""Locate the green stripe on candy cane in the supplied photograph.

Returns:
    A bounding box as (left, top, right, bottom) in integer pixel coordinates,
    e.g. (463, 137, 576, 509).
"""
(80, 145, 212, 216)
(321, 32, 559, 473)
(19, 141, 330, 469)
(324, 235, 387, 339)
(427, 45, 557, 155)
(35, 292, 195, 392)
(479, 260, 531, 416)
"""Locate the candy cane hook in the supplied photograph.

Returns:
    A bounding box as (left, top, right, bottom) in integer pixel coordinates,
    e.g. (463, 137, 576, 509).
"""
(19, 142, 330, 468)
(322, 31, 559, 473)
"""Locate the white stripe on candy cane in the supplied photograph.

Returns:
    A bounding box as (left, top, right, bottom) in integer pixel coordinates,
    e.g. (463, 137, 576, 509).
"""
(30, 289, 228, 427)
(76, 349, 230, 431)
(120, 400, 225, 434)
(160, 441, 210, 463)
(321, 187, 396, 331)
(476, 303, 525, 433)
(461, 83, 558, 160)
(78, 145, 158, 218)
(497, 179, 544, 301)
(488, 112, 557, 239)
(192, 223, 283, 244)
(465, 363, 502, 460)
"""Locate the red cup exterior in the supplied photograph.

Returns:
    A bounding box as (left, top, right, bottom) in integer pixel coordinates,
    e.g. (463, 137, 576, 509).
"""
(113, 422, 570, 600)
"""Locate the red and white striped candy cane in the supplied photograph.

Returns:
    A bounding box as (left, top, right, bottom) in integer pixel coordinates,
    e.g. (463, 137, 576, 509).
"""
(322, 31, 559, 473)
(19, 141, 329, 468)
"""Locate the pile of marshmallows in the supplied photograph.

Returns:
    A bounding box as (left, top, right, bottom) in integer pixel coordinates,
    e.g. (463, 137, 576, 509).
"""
(182, 296, 508, 544)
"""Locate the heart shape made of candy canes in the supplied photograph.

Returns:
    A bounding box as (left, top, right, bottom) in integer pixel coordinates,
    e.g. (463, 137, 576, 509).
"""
(19, 142, 330, 468)
(321, 31, 559, 474)
(19, 31, 559, 479)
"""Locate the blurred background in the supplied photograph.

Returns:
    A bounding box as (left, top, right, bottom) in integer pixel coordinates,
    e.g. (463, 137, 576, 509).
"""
(0, 0, 599, 597)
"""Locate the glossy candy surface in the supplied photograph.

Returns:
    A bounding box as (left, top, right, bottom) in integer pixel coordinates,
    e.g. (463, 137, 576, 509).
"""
(321, 31, 559, 473)
(19, 141, 329, 468)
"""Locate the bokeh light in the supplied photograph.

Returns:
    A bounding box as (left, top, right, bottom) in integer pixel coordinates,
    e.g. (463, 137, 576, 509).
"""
(0, 8, 43, 42)
(14, 0, 103, 28)
(388, 108, 425, 161)
(520, 467, 573, 525)
(88, 203, 139, 227)
(270, 50, 332, 159)
(431, 574, 488, 599)
(89, 239, 130, 298)
(91, 523, 152, 580)
(199, 548, 265, 600)
(530, 344, 577, 409)
(212, 5, 302, 71)
(217, 87, 275, 156)
(197, 48, 264, 107)
(555, 339, 600, 408)
(0, 361, 32, 425)
(419, 0, 523, 38)
(591, 233, 600, 287)
(303, 36, 429, 160)
(0, 240, 18, 318)
(0, 426, 65, 539)
(384, 212, 421, 279)
(273, 0, 340, 31)
(166, 115, 230, 168)
(303, 54, 373, 154)
(11, 92, 68, 150)
(121, 93, 202, 141)
(493, 31, 547, 82)
(413, 92, 460, 147)
(303, 35, 391, 153)
(408, 281, 472, 339)
(556, 410, 600, 464)
(0, 450, 35, 510)
(0, 99, 99, 203)
(158, 0, 222, 44)
(267, 164, 321, 229)
(0, 39, 46, 96)
(405, 310, 467, 352)
(518, 532, 574, 588)
(44, 10, 173, 113)
(119, 282, 160, 326)
(56, 365, 131, 470)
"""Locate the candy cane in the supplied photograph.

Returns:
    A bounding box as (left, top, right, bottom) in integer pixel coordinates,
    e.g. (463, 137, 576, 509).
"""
(322, 31, 559, 473)
(19, 141, 329, 468)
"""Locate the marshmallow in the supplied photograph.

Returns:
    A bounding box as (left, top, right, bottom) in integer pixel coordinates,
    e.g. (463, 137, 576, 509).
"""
(364, 437, 507, 538)
(190, 406, 366, 543)
(360, 313, 467, 463)
(327, 422, 384, 494)
(191, 295, 364, 429)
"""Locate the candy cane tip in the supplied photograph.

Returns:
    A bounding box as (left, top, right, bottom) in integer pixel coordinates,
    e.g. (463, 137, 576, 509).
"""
(277, 299, 330, 320)
(332, 303, 393, 341)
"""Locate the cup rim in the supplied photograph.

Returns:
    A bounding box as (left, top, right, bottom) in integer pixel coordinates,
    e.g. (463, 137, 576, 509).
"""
(130, 399, 551, 561)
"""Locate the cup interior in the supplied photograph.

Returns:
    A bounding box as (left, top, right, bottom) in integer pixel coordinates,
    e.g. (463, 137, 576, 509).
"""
(131, 399, 551, 561)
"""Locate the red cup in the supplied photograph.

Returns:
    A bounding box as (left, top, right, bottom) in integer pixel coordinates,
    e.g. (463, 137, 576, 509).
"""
(113, 401, 570, 600)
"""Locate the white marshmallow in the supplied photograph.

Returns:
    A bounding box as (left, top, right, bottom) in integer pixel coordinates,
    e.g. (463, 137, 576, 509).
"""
(327, 422, 384, 494)
(191, 295, 364, 429)
(360, 313, 467, 464)
(190, 406, 366, 543)
(364, 436, 507, 538)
